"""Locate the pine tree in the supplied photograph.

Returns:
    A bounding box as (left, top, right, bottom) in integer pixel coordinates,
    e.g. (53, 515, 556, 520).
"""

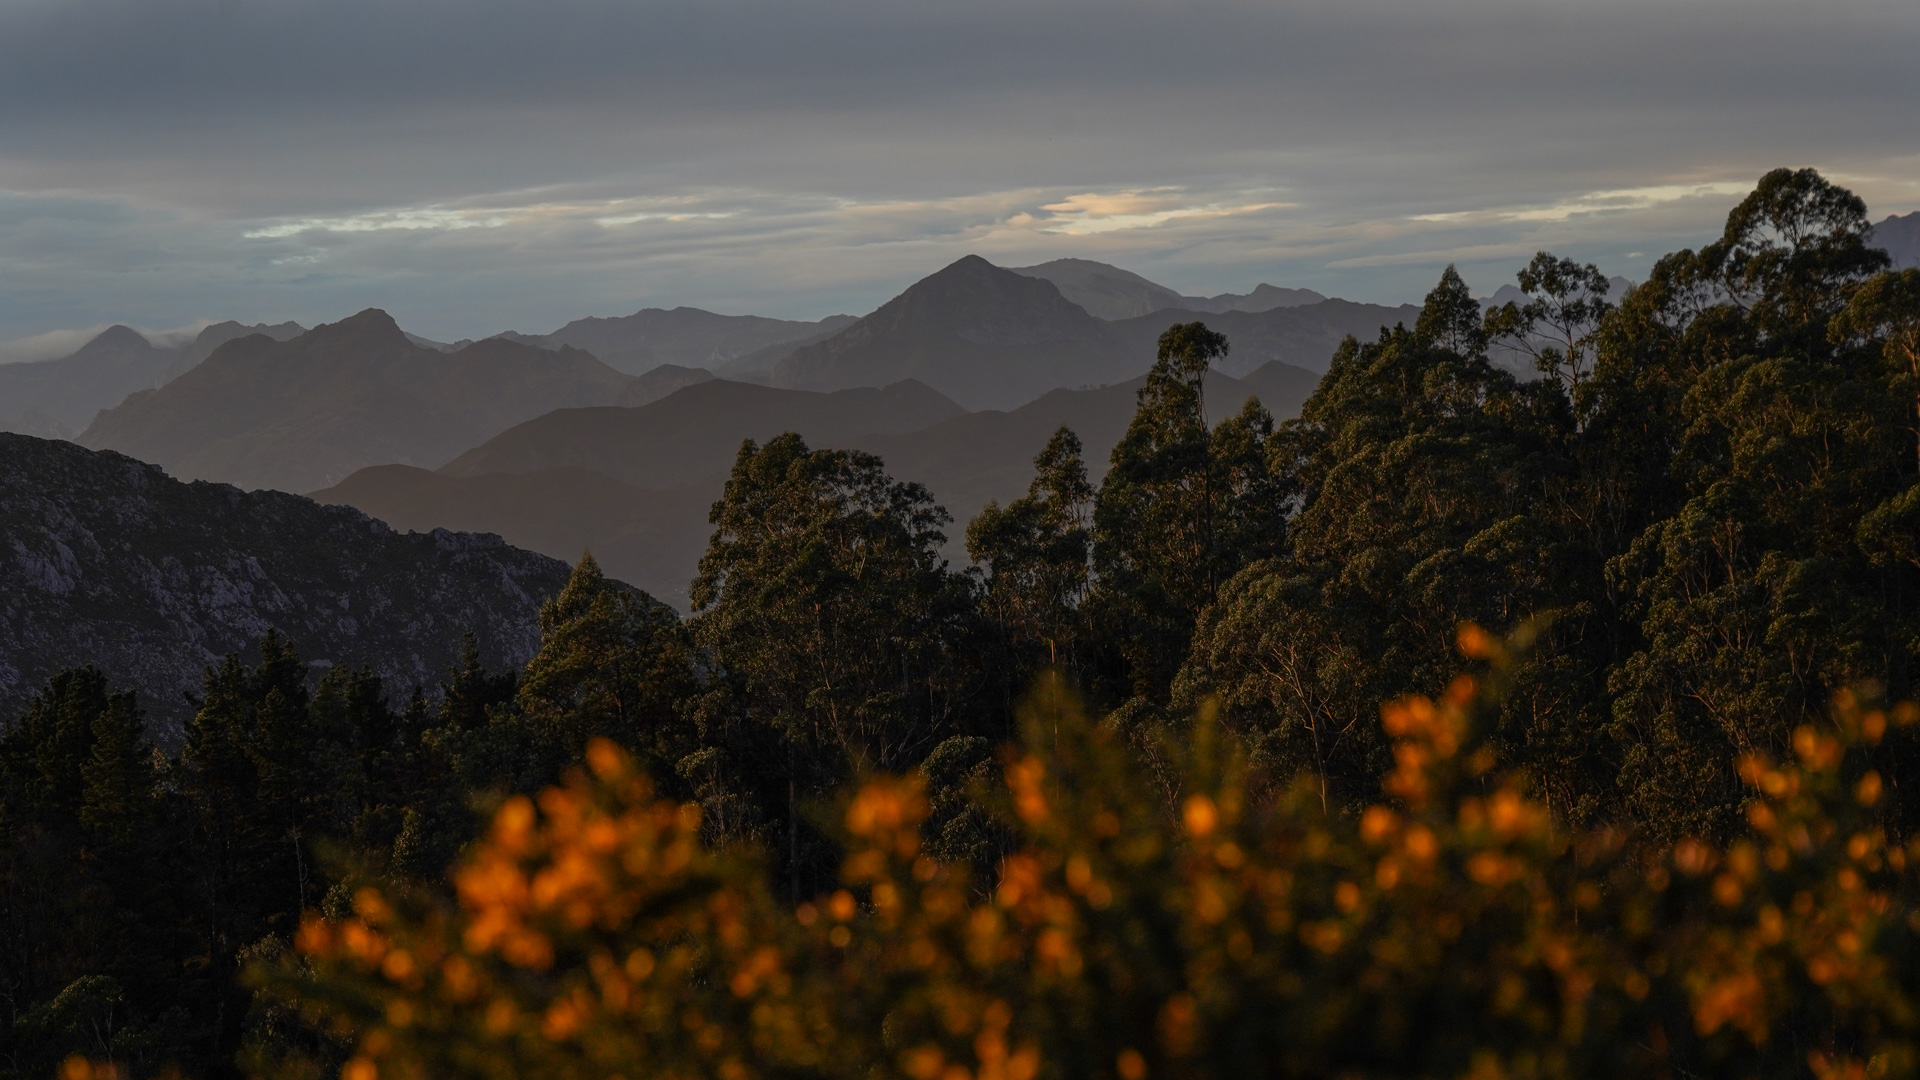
(78, 691, 152, 846)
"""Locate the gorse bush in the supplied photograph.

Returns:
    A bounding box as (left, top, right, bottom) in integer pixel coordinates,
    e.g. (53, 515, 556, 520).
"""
(267, 635, 1920, 1080)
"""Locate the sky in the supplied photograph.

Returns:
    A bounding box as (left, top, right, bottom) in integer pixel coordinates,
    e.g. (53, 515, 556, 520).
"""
(1, 0, 1916, 359)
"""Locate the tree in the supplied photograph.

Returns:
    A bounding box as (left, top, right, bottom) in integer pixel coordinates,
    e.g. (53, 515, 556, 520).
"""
(1178, 268, 1600, 817)
(1603, 169, 1916, 839)
(516, 553, 695, 778)
(1091, 323, 1283, 702)
(1484, 251, 1614, 401)
(1833, 267, 1920, 470)
(967, 426, 1093, 677)
(688, 433, 985, 894)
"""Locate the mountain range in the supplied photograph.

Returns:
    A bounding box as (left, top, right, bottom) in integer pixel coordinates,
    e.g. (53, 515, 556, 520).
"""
(314, 361, 1318, 608)
(500, 307, 858, 374)
(0, 432, 580, 734)
(1007, 258, 1327, 320)
(79, 309, 637, 492)
(0, 320, 302, 438)
(1871, 211, 1920, 269)
(753, 255, 1414, 408)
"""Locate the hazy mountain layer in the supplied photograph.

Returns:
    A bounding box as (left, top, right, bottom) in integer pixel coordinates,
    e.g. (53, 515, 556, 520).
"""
(1181, 283, 1330, 313)
(617, 363, 715, 407)
(316, 466, 713, 609)
(317, 362, 1318, 609)
(80, 309, 635, 493)
(1005, 259, 1190, 320)
(1008, 259, 1327, 319)
(0, 320, 302, 439)
(502, 307, 858, 375)
(1108, 299, 1422, 376)
(437, 378, 967, 490)
(753, 256, 1407, 402)
(768, 256, 1144, 409)
(1872, 212, 1920, 269)
(0, 433, 576, 735)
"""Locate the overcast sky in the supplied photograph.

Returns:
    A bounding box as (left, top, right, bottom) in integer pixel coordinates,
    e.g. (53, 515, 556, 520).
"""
(1, 0, 1915, 357)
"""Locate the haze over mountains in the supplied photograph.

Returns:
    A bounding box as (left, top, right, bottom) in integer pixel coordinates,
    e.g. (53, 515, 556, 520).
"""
(314, 361, 1318, 608)
(1008, 258, 1327, 320)
(500, 308, 857, 375)
(79, 310, 636, 492)
(1871, 211, 1920, 269)
(0, 320, 302, 438)
(755, 255, 1416, 408)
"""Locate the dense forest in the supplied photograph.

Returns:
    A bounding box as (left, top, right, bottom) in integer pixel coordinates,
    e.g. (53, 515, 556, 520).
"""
(4, 168, 1918, 1079)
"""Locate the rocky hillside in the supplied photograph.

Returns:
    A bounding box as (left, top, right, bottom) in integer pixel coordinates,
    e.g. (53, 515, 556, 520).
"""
(0, 434, 579, 736)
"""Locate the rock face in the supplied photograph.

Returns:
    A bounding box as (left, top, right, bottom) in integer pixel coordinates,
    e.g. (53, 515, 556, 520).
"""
(0, 433, 577, 737)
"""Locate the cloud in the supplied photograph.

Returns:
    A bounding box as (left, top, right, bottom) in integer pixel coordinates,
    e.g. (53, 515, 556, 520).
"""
(0, 325, 119, 366)
(0, 0, 1914, 339)
(1407, 183, 1756, 226)
(0, 319, 215, 366)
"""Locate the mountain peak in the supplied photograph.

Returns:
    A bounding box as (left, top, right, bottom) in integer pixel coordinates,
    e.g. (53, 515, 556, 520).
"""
(78, 324, 158, 354)
(769, 257, 1129, 409)
(307, 308, 412, 347)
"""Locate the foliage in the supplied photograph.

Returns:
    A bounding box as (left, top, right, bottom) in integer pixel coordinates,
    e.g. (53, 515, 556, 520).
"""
(687, 432, 989, 896)
(268, 639, 1920, 1080)
(1090, 323, 1285, 702)
(968, 426, 1094, 682)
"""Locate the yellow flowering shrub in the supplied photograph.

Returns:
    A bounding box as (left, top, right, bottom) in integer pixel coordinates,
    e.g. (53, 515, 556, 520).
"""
(262, 639, 1920, 1080)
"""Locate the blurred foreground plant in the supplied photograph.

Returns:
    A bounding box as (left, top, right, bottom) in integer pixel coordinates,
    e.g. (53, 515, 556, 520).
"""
(258, 630, 1920, 1080)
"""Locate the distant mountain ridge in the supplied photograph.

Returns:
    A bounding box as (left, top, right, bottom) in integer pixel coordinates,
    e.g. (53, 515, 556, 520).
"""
(751, 255, 1412, 404)
(0, 320, 302, 438)
(437, 378, 969, 489)
(501, 307, 858, 375)
(1008, 258, 1327, 320)
(317, 361, 1321, 608)
(1871, 212, 1920, 269)
(0, 433, 580, 734)
(769, 256, 1136, 410)
(80, 309, 636, 493)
